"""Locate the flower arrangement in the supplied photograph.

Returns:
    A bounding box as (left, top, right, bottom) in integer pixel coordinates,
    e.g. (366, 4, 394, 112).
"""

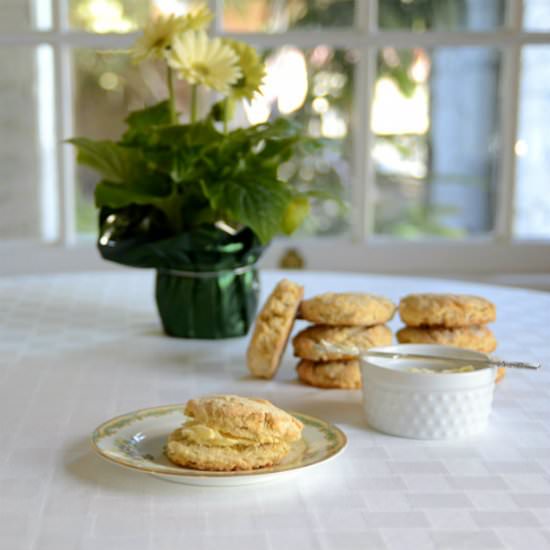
(68, 4, 329, 339)
(69, 4, 323, 244)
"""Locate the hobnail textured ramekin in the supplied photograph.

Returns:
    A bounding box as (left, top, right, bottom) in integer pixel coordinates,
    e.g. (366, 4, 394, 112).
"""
(360, 344, 497, 440)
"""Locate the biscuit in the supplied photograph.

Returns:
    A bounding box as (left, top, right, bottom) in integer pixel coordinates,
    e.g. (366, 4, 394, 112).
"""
(399, 293, 496, 328)
(396, 325, 497, 354)
(293, 324, 392, 361)
(166, 428, 290, 471)
(298, 292, 396, 326)
(184, 395, 303, 444)
(296, 359, 361, 389)
(247, 279, 304, 379)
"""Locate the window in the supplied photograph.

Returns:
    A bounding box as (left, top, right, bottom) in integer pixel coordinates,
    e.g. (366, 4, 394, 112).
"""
(1, 0, 550, 274)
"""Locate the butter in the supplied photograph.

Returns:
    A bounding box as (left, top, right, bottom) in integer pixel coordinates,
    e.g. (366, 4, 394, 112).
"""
(179, 421, 255, 447)
(408, 365, 476, 374)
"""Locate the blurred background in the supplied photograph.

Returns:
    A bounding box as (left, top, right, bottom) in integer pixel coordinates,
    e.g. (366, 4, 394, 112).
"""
(1, 0, 550, 284)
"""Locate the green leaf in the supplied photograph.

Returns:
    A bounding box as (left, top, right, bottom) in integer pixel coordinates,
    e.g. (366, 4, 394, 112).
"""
(201, 177, 293, 244)
(121, 101, 173, 146)
(125, 101, 172, 129)
(71, 106, 329, 238)
(67, 138, 145, 183)
(95, 177, 172, 209)
(281, 196, 310, 235)
(259, 138, 297, 164)
(246, 118, 302, 140)
(154, 122, 220, 148)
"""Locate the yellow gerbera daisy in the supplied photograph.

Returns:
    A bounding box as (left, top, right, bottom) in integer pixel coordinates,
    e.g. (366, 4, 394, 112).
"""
(130, 5, 213, 64)
(131, 14, 182, 63)
(180, 4, 213, 31)
(166, 31, 242, 93)
(225, 39, 266, 100)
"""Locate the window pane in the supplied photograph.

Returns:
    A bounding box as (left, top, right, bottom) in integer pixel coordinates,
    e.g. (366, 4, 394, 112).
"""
(0, 46, 56, 239)
(73, 49, 184, 234)
(68, 0, 193, 33)
(243, 46, 354, 235)
(514, 46, 550, 239)
(72, 46, 353, 237)
(523, 0, 550, 31)
(222, 0, 354, 32)
(378, 0, 506, 31)
(0, 0, 52, 31)
(371, 47, 501, 239)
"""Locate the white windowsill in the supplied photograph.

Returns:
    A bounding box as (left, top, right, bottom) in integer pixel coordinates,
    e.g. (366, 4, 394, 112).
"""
(1, 239, 549, 292)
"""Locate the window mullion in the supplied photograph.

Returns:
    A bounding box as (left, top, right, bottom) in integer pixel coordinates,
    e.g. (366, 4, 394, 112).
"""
(7, 29, 550, 49)
(350, 70, 369, 241)
(356, 0, 378, 241)
(53, 0, 76, 244)
(210, 0, 222, 33)
(495, 0, 523, 242)
(507, 0, 524, 28)
(367, 0, 378, 32)
(349, 2, 368, 242)
(31, 0, 57, 241)
(51, 0, 64, 244)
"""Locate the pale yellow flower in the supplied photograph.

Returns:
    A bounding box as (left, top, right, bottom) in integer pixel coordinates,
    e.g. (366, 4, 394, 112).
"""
(131, 14, 183, 63)
(130, 5, 213, 63)
(225, 39, 266, 100)
(180, 3, 213, 31)
(166, 31, 242, 93)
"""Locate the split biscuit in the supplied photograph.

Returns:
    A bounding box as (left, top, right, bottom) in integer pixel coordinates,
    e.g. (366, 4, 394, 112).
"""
(166, 429, 290, 471)
(166, 395, 303, 471)
(184, 394, 303, 445)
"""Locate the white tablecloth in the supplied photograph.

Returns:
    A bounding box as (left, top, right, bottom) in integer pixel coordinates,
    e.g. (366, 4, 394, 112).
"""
(1, 269, 550, 550)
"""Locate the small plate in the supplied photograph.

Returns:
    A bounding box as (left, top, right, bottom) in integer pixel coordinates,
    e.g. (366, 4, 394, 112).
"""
(92, 404, 347, 486)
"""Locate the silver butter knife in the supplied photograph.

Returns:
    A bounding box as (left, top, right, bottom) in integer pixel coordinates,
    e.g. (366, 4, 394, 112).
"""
(317, 340, 542, 371)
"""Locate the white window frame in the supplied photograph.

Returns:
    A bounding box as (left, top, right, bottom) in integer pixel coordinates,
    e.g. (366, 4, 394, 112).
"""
(1, 0, 550, 276)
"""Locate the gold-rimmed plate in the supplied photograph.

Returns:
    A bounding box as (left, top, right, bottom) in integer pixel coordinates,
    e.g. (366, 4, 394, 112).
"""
(92, 404, 347, 486)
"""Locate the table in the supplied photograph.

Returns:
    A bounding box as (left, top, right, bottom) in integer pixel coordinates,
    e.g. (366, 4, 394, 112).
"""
(1, 269, 550, 550)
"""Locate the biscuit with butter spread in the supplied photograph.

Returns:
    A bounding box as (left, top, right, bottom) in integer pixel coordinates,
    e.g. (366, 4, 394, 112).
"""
(166, 395, 303, 471)
(293, 324, 392, 361)
(184, 395, 303, 444)
(166, 424, 290, 471)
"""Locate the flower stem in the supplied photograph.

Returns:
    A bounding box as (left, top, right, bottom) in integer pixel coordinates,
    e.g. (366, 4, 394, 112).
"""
(223, 97, 229, 134)
(190, 84, 198, 123)
(166, 66, 176, 124)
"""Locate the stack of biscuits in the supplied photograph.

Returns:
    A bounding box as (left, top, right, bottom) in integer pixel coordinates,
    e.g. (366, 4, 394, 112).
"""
(292, 292, 396, 389)
(396, 293, 504, 383)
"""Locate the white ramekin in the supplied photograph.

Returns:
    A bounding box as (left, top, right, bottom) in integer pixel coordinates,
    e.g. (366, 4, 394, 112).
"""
(360, 344, 497, 440)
